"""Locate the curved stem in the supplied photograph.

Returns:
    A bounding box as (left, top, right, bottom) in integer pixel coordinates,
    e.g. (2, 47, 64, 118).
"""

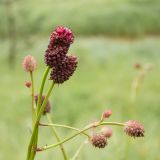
(100, 122, 125, 126)
(46, 114, 68, 160)
(30, 71, 35, 128)
(37, 122, 125, 151)
(40, 122, 90, 138)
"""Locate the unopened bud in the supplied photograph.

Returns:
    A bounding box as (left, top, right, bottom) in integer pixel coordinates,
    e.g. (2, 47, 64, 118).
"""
(25, 81, 32, 88)
(101, 127, 113, 138)
(102, 109, 112, 119)
(23, 55, 37, 72)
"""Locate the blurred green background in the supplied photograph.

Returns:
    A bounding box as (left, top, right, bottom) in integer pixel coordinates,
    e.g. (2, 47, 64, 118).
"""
(0, 0, 160, 159)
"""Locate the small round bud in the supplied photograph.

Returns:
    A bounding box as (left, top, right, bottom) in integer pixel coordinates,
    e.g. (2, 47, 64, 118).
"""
(102, 109, 112, 119)
(101, 127, 113, 138)
(124, 120, 144, 138)
(25, 81, 32, 88)
(23, 55, 37, 72)
(34, 95, 51, 115)
(91, 133, 108, 148)
(133, 63, 142, 70)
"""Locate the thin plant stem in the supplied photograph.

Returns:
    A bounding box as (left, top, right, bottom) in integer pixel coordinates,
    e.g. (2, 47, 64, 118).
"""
(28, 82, 55, 160)
(37, 122, 125, 151)
(39, 122, 90, 138)
(30, 71, 35, 128)
(46, 114, 68, 160)
(71, 140, 88, 160)
(37, 67, 50, 114)
(27, 81, 54, 160)
(28, 68, 50, 159)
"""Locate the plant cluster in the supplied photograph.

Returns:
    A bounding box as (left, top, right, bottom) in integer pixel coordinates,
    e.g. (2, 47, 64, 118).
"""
(23, 26, 145, 160)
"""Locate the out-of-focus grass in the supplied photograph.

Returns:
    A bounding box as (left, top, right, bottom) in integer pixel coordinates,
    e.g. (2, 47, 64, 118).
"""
(0, 37, 160, 160)
(0, 0, 160, 37)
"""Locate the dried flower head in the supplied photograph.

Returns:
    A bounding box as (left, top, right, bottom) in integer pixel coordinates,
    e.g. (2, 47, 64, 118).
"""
(49, 26, 74, 48)
(124, 120, 144, 138)
(101, 127, 113, 138)
(50, 54, 78, 84)
(25, 81, 32, 88)
(34, 95, 51, 115)
(23, 55, 37, 72)
(102, 109, 112, 119)
(91, 133, 108, 148)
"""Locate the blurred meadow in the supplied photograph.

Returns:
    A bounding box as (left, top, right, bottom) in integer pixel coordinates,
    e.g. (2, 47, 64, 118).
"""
(0, 0, 160, 160)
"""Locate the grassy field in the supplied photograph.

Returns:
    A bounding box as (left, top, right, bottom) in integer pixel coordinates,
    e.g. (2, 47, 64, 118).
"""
(0, 0, 160, 37)
(0, 37, 160, 160)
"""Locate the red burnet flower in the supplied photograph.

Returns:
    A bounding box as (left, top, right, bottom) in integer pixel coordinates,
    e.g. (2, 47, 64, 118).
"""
(44, 26, 74, 68)
(101, 127, 113, 138)
(44, 46, 68, 68)
(124, 120, 144, 138)
(25, 81, 32, 88)
(23, 55, 37, 72)
(50, 54, 78, 84)
(49, 26, 74, 48)
(34, 95, 51, 115)
(91, 133, 108, 148)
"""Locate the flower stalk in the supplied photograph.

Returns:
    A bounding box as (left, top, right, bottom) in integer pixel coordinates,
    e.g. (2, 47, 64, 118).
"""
(23, 26, 145, 160)
(46, 113, 68, 160)
(27, 79, 54, 160)
(30, 71, 35, 128)
(37, 121, 125, 151)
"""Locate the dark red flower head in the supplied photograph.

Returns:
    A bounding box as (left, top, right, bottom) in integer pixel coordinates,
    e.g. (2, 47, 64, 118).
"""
(34, 95, 51, 115)
(44, 26, 74, 68)
(124, 120, 144, 138)
(49, 26, 74, 48)
(50, 54, 78, 84)
(44, 46, 68, 68)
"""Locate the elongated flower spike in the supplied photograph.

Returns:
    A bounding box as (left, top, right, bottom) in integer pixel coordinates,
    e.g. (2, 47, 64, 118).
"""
(49, 26, 74, 48)
(44, 26, 74, 68)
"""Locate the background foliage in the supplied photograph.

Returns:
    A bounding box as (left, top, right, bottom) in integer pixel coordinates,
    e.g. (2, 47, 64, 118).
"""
(0, 0, 160, 160)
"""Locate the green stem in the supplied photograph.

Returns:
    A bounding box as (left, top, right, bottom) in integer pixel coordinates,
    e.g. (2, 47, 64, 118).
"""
(26, 75, 54, 160)
(71, 140, 88, 160)
(28, 82, 55, 160)
(46, 114, 68, 160)
(30, 71, 35, 128)
(28, 67, 50, 160)
(37, 67, 50, 113)
(40, 122, 90, 138)
(100, 122, 125, 126)
(37, 122, 125, 151)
